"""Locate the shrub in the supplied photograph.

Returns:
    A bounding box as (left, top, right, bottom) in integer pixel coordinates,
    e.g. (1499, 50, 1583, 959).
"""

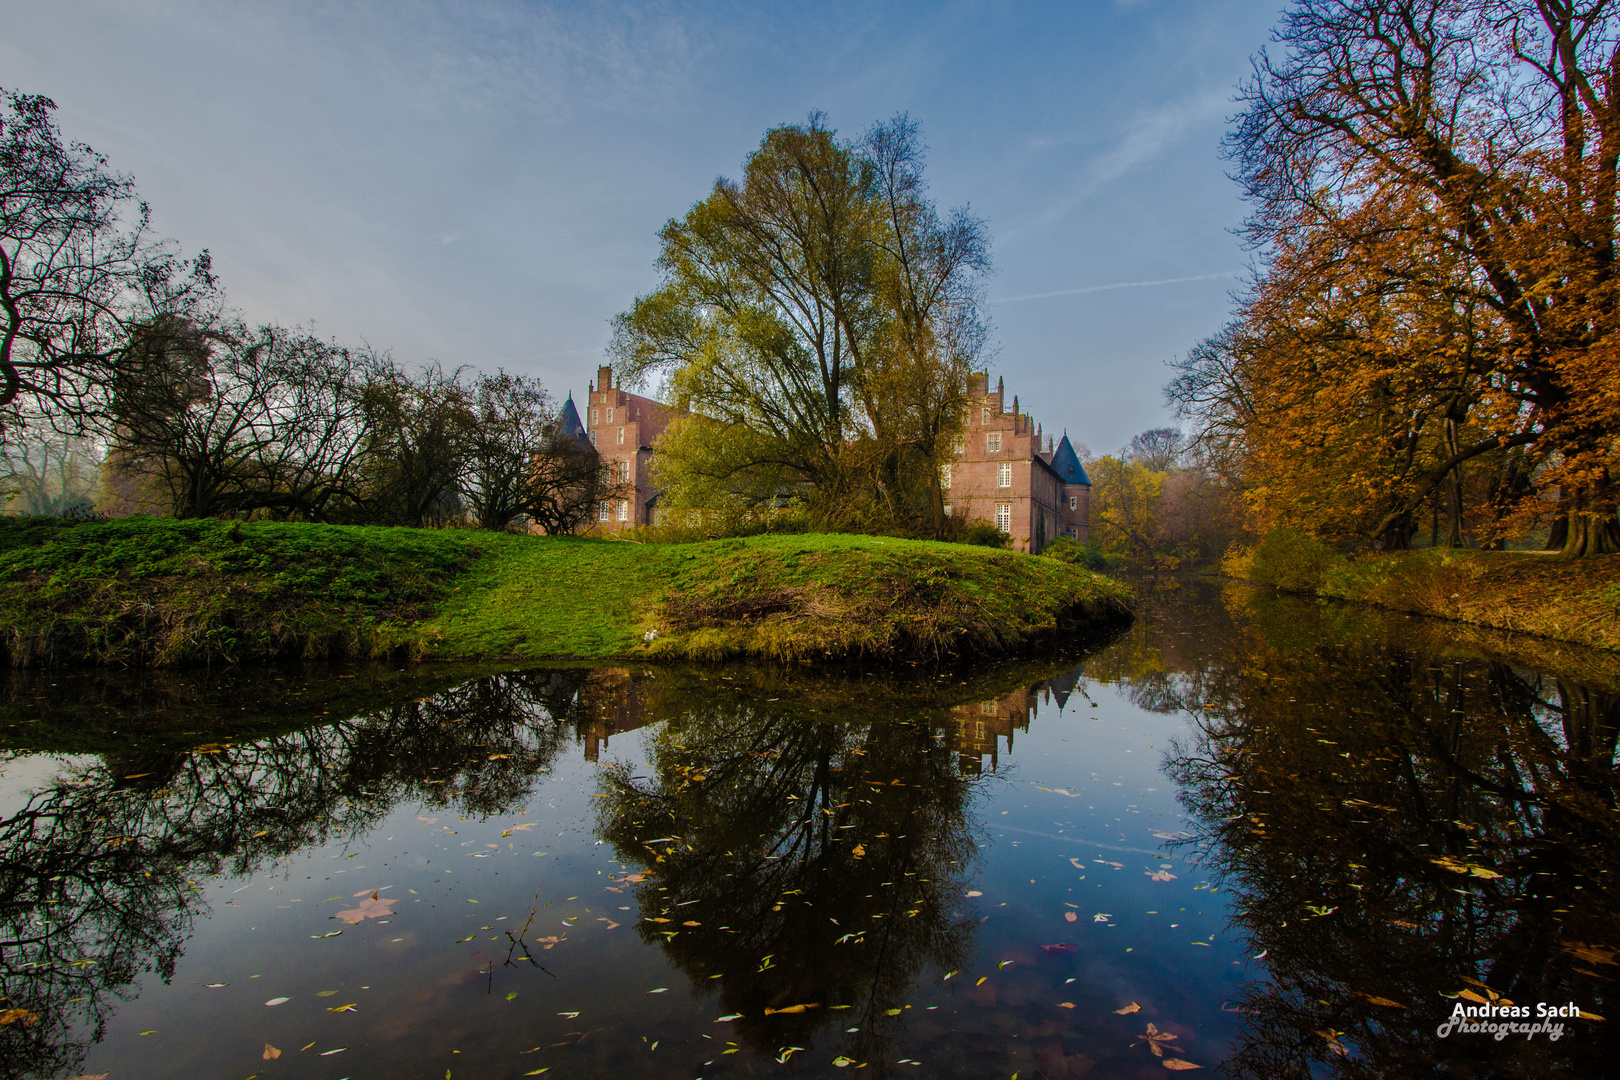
(1241, 527, 1340, 592)
(959, 523, 1010, 549)
(1042, 536, 1107, 571)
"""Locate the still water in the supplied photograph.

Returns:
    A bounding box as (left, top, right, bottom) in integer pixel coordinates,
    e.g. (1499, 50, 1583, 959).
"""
(1, 583, 1616, 1079)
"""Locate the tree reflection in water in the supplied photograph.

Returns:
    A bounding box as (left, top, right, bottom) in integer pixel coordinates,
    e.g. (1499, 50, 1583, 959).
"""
(591, 669, 1082, 1068)
(1138, 586, 1620, 1079)
(0, 667, 602, 1080)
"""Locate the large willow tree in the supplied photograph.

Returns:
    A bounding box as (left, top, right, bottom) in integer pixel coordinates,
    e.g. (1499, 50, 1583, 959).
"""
(609, 114, 989, 533)
(1172, 0, 1620, 557)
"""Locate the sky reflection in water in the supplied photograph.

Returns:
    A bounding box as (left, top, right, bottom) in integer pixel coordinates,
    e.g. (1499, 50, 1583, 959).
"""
(0, 582, 1616, 1078)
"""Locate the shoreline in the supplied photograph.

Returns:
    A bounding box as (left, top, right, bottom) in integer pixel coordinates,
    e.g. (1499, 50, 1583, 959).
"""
(0, 518, 1133, 669)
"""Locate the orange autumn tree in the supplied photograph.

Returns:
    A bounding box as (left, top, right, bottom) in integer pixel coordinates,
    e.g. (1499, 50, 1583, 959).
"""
(1176, 0, 1620, 556)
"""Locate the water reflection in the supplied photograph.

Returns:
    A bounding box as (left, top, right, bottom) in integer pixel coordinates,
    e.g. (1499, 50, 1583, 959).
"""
(0, 658, 1094, 1078)
(1139, 586, 1620, 1078)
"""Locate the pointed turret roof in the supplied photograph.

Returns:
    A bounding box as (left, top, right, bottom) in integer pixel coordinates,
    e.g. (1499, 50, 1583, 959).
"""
(1050, 433, 1089, 485)
(558, 394, 593, 450)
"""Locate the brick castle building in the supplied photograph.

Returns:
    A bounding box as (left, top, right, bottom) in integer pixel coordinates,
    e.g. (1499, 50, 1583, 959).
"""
(569, 365, 1088, 550)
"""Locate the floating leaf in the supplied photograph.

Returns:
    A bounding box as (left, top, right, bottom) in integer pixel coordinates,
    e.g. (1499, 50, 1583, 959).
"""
(1146, 870, 1177, 882)
(1056, 1002, 1076, 1009)
(1115, 1002, 1142, 1014)
(715, 1014, 743, 1022)
(851, 845, 865, 859)
(263, 1044, 282, 1060)
(832, 1056, 854, 1068)
(557, 1011, 580, 1019)
(1358, 995, 1407, 1008)
(976, 977, 988, 986)
(1065, 912, 1078, 923)
(316, 990, 339, 997)
(327, 1003, 358, 1013)
(264, 997, 290, 1007)
(1162, 1060, 1202, 1070)
(204, 982, 228, 988)
(883, 1008, 903, 1016)
(965, 890, 983, 897)
(998, 960, 1015, 969)
(335, 891, 398, 924)
(765, 1003, 819, 1015)
(648, 987, 668, 994)
(319, 1047, 347, 1056)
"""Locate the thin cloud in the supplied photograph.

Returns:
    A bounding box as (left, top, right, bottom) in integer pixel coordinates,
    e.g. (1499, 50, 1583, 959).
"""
(993, 271, 1237, 303)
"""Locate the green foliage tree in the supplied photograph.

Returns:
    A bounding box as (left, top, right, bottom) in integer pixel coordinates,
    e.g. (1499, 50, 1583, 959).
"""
(610, 113, 989, 535)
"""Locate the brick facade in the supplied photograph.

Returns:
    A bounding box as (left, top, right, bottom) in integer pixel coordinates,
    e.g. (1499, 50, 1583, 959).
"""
(569, 365, 1089, 547)
(582, 365, 684, 532)
(941, 372, 1090, 553)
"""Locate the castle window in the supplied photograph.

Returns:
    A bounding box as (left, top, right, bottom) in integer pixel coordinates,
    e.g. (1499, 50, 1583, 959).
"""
(987, 433, 1001, 453)
(606, 407, 614, 422)
(616, 499, 628, 521)
(618, 461, 631, 484)
(952, 435, 964, 455)
(598, 501, 610, 521)
(617, 427, 625, 445)
(981, 407, 990, 425)
(975, 721, 986, 739)
(940, 463, 952, 490)
(997, 461, 1012, 487)
(1069, 494, 1078, 511)
(995, 503, 1011, 533)
(942, 502, 953, 517)
(980, 701, 996, 715)
(591, 409, 598, 425)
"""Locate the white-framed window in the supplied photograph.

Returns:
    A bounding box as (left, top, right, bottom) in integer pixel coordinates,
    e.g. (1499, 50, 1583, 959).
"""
(980, 701, 996, 715)
(606, 407, 614, 422)
(618, 461, 631, 484)
(617, 427, 625, 445)
(616, 499, 629, 521)
(975, 721, 986, 739)
(939, 463, 952, 490)
(981, 407, 990, 425)
(591, 409, 598, 425)
(1069, 494, 1078, 511)
(987, 433, 1001, 453)
(942, 502, 953, 517)
(952, 435, 965, 454)
(995, 502, 1011, 533)
(997, 461, 1012, 487)
(598, 501, 610, 521)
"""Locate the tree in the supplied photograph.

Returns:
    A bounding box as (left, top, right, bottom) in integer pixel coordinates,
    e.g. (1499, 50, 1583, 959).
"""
(0, 416, 98, 515)
(1126, 427, 1186, 472)
(1209, 0, 1620, 556)
(611, 113, 990, 533)
(351, 361, 470, 526)
(1088, 454, 1172, 570)
(1, 88, 212, 428)
(457, 372, 612, 533)
(106, 317, 378, 520)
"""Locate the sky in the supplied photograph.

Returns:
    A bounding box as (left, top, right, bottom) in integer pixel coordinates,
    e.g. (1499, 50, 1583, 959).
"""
(1, 0, 1282, 454)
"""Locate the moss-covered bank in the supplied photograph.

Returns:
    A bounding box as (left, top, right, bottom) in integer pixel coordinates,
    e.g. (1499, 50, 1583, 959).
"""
(1230, 540, 1620, 652)
(0, 518, 1131, 668)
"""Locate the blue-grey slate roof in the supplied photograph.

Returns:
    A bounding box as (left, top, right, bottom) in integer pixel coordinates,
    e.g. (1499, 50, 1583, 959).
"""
(1050, 434, 1090, 485)
(557, 395, 593, 450)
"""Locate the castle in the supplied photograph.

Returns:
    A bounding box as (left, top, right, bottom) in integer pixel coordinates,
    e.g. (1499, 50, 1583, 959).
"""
(567, 364, 1089, 552)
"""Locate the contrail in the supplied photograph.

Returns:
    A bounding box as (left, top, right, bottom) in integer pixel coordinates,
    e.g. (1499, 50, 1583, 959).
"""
(994, 271, 1238, 303)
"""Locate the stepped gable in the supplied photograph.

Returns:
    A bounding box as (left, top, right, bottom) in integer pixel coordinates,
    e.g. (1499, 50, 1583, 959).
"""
(1048, 434, 1090, 486)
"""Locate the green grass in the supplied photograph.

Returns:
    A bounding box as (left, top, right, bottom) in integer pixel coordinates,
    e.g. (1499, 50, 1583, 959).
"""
(0, 518, 1132, 668)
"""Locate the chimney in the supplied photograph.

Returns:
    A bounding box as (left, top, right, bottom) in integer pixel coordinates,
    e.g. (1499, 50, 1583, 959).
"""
(597, 365, 614, 393)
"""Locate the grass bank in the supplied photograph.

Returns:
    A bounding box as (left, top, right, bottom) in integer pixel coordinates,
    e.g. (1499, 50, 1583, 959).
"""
(1230, 538, 1620, 652)
(0, 518, 1131, 668)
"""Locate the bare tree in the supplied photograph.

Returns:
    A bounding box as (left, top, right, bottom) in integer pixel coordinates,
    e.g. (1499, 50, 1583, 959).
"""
(1126, 427, 1186, 472)
(1, 88, 213, 428)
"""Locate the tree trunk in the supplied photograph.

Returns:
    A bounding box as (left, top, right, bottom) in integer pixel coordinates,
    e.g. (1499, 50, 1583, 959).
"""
(1556, 475, 1620, 560)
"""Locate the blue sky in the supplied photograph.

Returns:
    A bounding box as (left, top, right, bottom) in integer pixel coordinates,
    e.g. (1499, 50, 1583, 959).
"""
(2, 0, 1280, 453)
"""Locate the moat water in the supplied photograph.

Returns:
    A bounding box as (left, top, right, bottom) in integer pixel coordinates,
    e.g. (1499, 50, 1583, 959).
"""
(1, 582, 1616, 1079)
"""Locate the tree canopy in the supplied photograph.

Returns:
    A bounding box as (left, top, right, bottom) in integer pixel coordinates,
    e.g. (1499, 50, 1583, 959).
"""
(610, 113, 990, 534)
(1171, 0, 1620, 557)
